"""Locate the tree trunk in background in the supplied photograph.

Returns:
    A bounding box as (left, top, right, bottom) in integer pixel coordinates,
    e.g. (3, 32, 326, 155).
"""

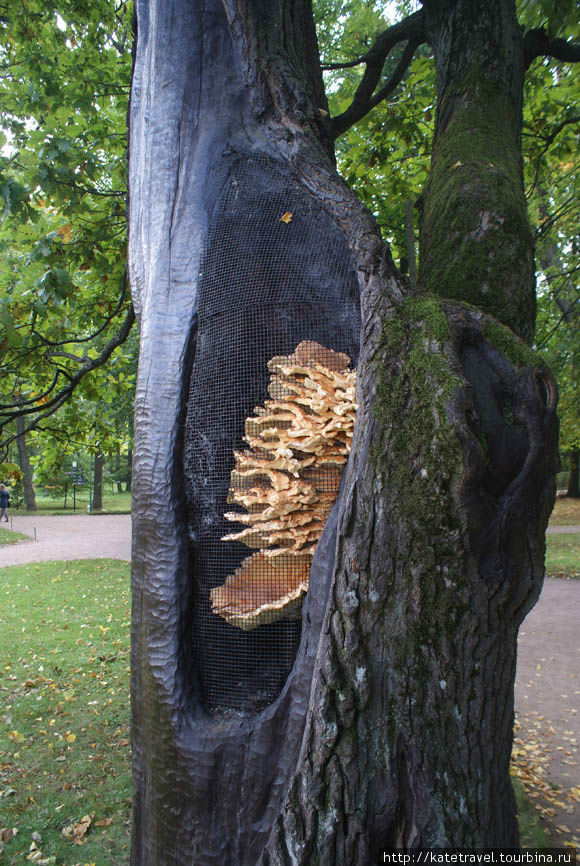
(16, 413, 36, 511)
(116, 447, 123, 493)
(419, 0, 536, 344)
(128, 1, 558, 862)
(126, 447, 132, 493)
(567, 449, 580, 498)
(92, 451, 104, 511)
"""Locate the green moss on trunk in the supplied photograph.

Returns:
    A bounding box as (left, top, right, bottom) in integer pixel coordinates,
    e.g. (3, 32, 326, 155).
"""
(419, 60, 535, 344)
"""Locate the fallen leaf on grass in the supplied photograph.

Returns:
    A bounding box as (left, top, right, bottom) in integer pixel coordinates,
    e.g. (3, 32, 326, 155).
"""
(94, 817, 113, 827)
(8, 730, 25, 744)
(62, 814, 93, 844)
(26, 840, 56, 863)
(0, 827, 18, 842)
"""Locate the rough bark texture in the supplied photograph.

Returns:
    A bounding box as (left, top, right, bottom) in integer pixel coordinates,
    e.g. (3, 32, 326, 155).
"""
(16, 413, 36, 511)
(419, 0, 536, 344)
(128, 1, 559, 862)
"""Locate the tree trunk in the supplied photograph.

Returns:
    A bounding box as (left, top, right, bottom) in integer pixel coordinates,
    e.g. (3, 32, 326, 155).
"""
(92, 451, 104, 511)
(126, 447, 132, 492)
(16, 413, 36, 511)
(419, 0, 536, 344)
(566, 449, 580, 498)
(128, 1, 558, 862)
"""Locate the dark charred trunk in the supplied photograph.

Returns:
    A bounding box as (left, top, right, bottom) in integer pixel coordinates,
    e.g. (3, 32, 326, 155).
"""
(16, 412, 36, 511)
(92, 451, 104, 511)
(128, 1, 558, 862)
(566, 449, 580, 498)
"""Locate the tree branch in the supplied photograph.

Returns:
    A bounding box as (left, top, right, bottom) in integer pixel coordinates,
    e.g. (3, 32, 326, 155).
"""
(524, 28, 580, 69)
(331, 36, 423, 138)
(0, 303, 136, 452)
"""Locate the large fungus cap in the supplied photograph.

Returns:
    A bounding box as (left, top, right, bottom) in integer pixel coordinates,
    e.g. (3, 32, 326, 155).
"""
(210, 553, 311, 631)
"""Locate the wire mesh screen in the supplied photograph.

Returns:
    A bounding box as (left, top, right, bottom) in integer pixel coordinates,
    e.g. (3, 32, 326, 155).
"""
(184, 155, 360, 715)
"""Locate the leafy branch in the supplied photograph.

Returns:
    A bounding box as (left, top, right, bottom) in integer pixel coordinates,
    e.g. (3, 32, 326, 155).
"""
(0, 302, 135, 456)
(326, 10, 426, 139)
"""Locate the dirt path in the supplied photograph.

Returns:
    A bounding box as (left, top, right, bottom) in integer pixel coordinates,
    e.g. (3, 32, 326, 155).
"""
(1, 514, 577, 843)
(0, 513, 131, 566)
(515, 576, 579, 846)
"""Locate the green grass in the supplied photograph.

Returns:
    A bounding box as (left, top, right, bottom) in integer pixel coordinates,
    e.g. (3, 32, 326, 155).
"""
(0, 527, 30, 545)
(512, 777, 552, 848)
(0, 560, 131, 865)
(545, 532, 580, 579)
(12, 489, 132, 516)
(549, 497, 580, 526)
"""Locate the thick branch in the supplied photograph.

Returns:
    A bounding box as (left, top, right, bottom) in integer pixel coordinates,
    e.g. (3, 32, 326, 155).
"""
(329, 10, 425, 138)
(524, 28, 580, 69)
(0, 303, 135, 452)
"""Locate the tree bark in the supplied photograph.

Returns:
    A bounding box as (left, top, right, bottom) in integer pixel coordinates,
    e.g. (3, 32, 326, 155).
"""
(419, 0, 536, 344)
(16, 412, 36, 511)
(128, 1, 559, 862)
(92, 451, 104, 511)
(566, 449, 580, 498)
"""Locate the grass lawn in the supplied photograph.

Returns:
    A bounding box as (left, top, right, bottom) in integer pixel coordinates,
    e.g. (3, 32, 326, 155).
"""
(549, 497, 580, 526)
(0, 560, 131, 865)
(512, 776, 551, 848)
(0, 557, 560, 860)
(0, 527, 29, 545)
(545, 532, 580, 579)
(11, 489, 132, 517)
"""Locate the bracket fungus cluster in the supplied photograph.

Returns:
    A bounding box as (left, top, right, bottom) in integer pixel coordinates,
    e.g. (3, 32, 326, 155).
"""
(210, 341, 357, 630)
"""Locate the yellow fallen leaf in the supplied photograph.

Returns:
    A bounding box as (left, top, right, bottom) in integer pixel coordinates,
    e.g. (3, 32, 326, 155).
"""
(451, 160, 463, 169)
(8, 730, 25, 744)
(279, 211, 293, 224)
(94, 817, 113, 827)
(65, 732, 76, 743)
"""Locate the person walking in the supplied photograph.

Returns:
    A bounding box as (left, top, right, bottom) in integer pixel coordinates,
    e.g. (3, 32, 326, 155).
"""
(0, 483, 10, 522)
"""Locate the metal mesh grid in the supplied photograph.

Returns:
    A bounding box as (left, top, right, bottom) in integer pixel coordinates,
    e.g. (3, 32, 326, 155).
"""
(184, 155, 360, 714)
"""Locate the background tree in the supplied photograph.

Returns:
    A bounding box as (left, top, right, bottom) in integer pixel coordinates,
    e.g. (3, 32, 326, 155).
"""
(127, 0, 571, 861)
(0, 0, 135, 460)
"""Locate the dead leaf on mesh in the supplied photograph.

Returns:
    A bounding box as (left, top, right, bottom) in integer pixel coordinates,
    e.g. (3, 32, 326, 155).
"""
(279, 211, 293, 224)
(62, 814, 93, 844)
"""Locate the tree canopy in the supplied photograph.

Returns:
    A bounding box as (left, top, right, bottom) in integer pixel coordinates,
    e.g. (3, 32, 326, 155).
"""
(0, 0, 578, 475)
(0, 0, 133, 464)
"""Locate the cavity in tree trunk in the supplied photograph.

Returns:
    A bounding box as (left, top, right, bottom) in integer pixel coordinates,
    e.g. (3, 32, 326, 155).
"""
(128, 1, 558, 862)
(92, 451, 104, 511)
(16, 413, 36, 511)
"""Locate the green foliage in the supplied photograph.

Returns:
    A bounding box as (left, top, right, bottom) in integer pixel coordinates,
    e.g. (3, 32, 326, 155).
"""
(317, 1, 432, 269)
(0, 559, 131, 865)
(0, 0, 135, 457)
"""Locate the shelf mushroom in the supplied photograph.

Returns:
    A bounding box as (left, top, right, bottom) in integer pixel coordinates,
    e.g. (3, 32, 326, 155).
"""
(210, 341, 356, 630)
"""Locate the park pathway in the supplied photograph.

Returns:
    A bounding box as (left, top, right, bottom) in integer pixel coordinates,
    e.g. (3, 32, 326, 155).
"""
(0, 513, 131, 566)
(1, 513, 578, 845)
